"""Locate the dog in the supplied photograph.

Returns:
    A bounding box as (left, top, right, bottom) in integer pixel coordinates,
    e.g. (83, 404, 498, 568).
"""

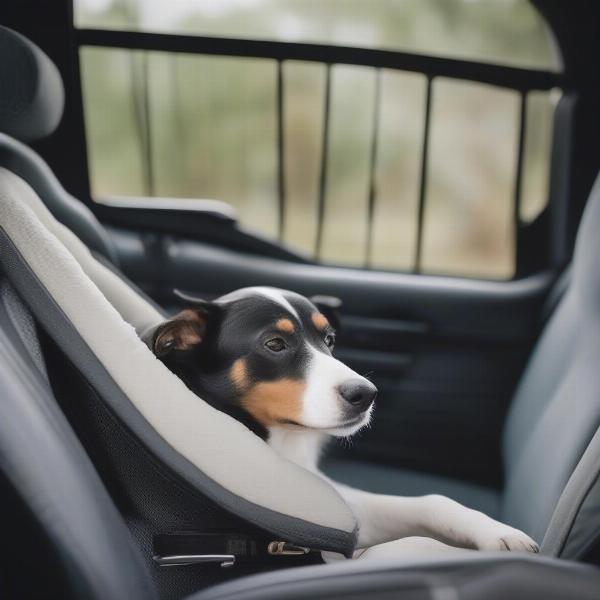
(145, 286, 539, 554)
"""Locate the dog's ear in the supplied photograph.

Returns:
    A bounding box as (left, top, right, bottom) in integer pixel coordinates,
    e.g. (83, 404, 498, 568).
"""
(310, 295, 342, 331)
(152, 290, 219, 357)
(153, 310, 207, 357)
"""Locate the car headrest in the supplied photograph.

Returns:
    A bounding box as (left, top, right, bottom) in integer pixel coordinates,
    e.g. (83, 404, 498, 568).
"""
(0, 26, 64, 142)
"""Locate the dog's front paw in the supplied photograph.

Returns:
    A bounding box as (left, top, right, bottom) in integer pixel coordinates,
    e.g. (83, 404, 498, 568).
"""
(475, 526, 539, 553)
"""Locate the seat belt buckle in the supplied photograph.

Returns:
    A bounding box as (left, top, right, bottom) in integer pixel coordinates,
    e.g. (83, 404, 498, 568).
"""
(153, 532, 313, 567)
(267, 541, 311, 556)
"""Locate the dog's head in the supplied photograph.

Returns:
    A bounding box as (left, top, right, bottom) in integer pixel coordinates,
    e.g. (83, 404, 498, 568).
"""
(146, 287, 376, 438)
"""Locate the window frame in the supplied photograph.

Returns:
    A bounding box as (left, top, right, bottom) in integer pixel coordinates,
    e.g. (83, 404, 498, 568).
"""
(73, 11, 565, 280)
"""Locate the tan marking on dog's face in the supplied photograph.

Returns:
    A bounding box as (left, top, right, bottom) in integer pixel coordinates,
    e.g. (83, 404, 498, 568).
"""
(311, 312, 329, 331)
(276, 318, 295, 334)
(240, 379, 305, 427)
(230, 358, 249, 392)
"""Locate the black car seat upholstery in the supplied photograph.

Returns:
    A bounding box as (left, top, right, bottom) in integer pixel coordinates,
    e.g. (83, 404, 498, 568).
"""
(0, 278, 157, 600)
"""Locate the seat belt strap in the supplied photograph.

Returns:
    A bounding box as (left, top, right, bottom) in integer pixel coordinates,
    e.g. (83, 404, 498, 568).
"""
(153, 532, 317, 568)
(542, 421, 600, 558)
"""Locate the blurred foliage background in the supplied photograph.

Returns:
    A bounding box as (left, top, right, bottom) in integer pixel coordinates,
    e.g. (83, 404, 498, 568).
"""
(76, 0, 559, 279)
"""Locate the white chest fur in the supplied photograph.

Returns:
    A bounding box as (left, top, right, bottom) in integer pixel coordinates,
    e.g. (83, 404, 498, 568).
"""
(267, 428, 326, 473)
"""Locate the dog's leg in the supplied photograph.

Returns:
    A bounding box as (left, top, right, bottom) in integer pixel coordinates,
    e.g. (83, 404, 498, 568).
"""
(332, 482, 539, 552)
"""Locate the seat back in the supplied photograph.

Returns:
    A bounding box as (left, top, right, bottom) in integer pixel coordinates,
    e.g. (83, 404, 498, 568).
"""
(0, 277, 156, 600)
(502, 174, 600, 545)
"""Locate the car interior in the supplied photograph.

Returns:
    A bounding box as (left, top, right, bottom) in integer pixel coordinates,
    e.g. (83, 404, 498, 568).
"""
(1, 1, 600, 598)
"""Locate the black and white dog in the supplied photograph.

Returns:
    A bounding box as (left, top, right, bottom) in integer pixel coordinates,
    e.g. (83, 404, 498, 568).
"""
(146, 286, 539, 554)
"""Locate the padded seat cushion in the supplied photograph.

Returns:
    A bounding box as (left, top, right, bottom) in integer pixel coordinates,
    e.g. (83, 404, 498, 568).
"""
(323, 459, 501, 518)
(0, 167, 357, 554)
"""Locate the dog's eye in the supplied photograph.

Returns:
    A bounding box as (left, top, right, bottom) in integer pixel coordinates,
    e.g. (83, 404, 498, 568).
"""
(265, 337, 287, 352)
(324, 333, 336, 348)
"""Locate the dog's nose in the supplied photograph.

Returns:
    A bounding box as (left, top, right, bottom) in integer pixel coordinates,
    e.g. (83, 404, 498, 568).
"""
(338, 380, 377, 412)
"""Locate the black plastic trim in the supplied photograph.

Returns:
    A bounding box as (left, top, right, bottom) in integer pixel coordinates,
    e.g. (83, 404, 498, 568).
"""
(76, 28, 562, 92)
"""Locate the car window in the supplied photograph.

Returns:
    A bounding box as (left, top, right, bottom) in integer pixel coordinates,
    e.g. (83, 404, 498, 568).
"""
(76, 0, 560, 279)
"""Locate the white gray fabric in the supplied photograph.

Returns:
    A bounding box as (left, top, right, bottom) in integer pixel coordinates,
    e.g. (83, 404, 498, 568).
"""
(0, 170, 163, 334)
(356, 537, 474, 561)
(322, 537, 474, 563)
(0, 167, 357, 537)
(0, 132, 120, 263)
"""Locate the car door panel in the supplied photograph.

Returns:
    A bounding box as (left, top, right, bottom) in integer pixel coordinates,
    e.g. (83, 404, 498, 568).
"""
(108, 226, 553, 487)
